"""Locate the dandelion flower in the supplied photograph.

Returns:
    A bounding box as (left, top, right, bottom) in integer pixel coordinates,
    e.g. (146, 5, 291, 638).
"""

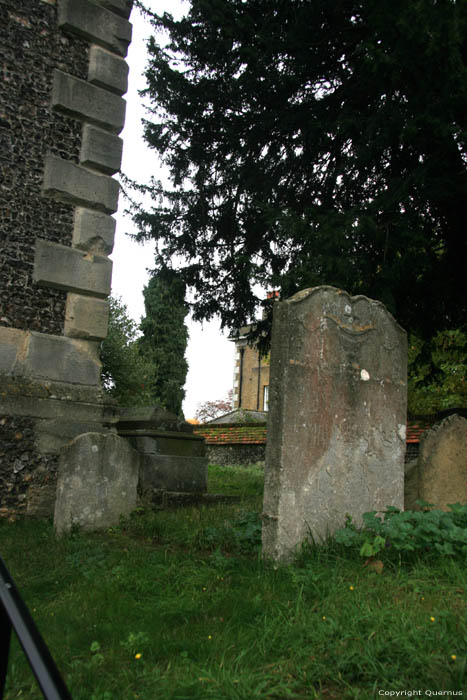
(451, 655, 457, 661)
(135, 653, 142, 660)
(349, 585, 354, 591)
(322, 616, 326, 621)
(430, 616, 435, 622)
(208, 635, 212, 640)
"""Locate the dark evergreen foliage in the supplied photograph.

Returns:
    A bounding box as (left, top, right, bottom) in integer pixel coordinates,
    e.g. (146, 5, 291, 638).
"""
(132, 0, 467, 348)
(139, 268, 189, 416)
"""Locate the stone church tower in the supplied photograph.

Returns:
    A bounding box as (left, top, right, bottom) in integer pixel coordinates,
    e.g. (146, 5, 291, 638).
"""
(0, 0, 133, 518)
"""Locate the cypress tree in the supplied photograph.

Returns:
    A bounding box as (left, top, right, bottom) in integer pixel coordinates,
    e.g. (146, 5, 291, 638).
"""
(139, 268, 189, 416)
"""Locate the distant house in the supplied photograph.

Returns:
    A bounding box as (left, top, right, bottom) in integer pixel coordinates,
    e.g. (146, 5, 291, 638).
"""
(230, 292, 279, 412)
(230, 325, 270, 412)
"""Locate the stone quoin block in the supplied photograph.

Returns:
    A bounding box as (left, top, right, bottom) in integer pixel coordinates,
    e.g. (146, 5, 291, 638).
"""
(88, 45, 129, 95)
(94, 0, 133, 19)
(0, 327, 29, 374)
(80, 124, 123, 175)
(58, 0, 132, 57)
(52, 70, 126, 134)
(25, 333, 101, 385)
(42, 154, 120, 214)
(33, 239, 112, 298)
(262, 286, 407, 562)
(65, 294, 110, 340)
(73, 207, 116, 256)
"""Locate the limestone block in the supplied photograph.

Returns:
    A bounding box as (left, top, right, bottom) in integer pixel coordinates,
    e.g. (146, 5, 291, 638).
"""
(65, 294, 109, 340)
(34, 239, 112, 298)
(417, 415, 467, 510)
(94, 0, 133, 19)
(43, 154, 120, 214)
(58, 0, 132, 57)
(0, 382, 106, 422)
(88, 45, 129, 95)
(73, 208, 116, 255)
(0, 327, 29, 374)
(52, 70, 126, 134)
(139, 455, 208, 495)
(54, 432, 139, 534)
(35, 418, 109, 454)
(25, 333, 101, 386)
(262, 286, 407, 562)
(80, 124, 123, 175)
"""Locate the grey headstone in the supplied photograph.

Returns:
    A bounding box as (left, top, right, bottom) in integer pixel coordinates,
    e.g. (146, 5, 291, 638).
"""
(262, 286, 407, 561)
(417, 414, 467, 510)
(54, 432, 139, 534)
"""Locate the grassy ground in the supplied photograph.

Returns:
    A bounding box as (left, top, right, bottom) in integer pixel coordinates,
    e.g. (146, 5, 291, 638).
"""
(0, 464, 465, 699)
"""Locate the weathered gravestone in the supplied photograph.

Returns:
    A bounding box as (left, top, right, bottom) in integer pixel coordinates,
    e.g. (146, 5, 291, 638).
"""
(406, 414, 467, 511)
(262, 286, 407, 561)
(54, 432, 139, 535)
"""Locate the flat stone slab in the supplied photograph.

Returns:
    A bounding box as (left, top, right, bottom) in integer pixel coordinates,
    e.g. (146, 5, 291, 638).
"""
(54, 432, 139, 534)
(116, 405, 193, 434)
(262, 286, 407, 561)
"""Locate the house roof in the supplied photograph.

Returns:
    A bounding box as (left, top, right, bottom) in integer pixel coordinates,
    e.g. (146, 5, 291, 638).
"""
(194, 420, 434, 446)
(204, 409, 268, 425)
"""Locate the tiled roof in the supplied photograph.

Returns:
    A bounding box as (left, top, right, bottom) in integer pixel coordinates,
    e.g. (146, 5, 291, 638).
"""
(194, 420, 434, 446)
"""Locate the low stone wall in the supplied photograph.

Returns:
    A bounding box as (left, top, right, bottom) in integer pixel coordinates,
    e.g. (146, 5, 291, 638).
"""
(195, 422, 428, 467)
(205, 443, 266, 466)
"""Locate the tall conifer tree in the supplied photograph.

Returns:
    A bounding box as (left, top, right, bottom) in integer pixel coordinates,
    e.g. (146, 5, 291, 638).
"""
(132, 0, 467, 348)
(139, 268, 189, 416)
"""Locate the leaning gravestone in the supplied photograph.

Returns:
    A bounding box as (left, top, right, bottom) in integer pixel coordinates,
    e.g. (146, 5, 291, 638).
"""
(416, 414, 467, 510)
(262, 286, 407, 561)
(54, 432, 139, 535)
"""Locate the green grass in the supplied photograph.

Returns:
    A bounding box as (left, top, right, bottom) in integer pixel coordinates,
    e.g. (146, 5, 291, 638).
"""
(0, 463, 465, 699)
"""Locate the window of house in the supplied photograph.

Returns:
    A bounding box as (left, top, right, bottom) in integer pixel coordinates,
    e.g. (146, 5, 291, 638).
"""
(263, 385, 269, 411)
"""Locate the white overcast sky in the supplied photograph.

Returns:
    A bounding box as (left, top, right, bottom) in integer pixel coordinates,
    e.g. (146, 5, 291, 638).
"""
(111, 1, 235, 419)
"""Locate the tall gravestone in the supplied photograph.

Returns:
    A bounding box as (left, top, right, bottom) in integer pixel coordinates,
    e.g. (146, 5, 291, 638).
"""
(262, 286, 407, 561)
(0, 0, 133, 518)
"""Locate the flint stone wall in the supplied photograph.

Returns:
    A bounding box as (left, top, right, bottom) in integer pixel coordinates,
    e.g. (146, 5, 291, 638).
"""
(262, 286, 407, 561)
(0, 0, 90, 334)
(0, 0, 133, 519)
